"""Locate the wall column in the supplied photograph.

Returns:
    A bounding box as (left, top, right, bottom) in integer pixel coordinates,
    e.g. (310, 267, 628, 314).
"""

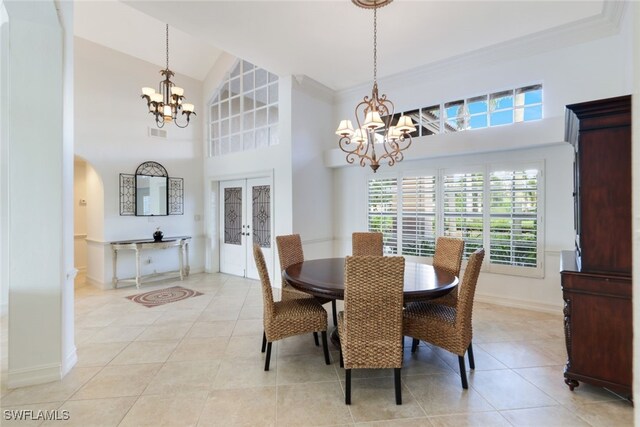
(4, 0, 76, 387)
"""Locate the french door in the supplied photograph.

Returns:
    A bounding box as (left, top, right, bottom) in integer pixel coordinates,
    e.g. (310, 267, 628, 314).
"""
(219, 177, 272, 280)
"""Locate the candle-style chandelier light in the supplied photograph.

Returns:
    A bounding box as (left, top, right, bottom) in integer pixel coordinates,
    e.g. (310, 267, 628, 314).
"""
(335, 0, 415, 172)
(141, 24, 196, 128)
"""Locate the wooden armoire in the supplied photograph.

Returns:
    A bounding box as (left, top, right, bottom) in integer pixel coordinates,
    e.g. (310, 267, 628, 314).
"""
(560, 95, 632, 397)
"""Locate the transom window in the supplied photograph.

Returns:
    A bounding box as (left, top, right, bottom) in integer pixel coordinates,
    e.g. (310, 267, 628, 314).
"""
(386, 84, 542, 137)
(367, 163, 543, 277)
(208, 60, 279, 157)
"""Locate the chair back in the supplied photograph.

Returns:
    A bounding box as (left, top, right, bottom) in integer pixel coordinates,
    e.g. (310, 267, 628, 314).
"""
(276, 234, 304, 268)
(352, 232, 384, 256)
(454, 248, 485, 332)
(253, 244, 274, 319)
(433, 237, 465, 276)
(276, 234, 304, 285)
(343, 255, 405, 368)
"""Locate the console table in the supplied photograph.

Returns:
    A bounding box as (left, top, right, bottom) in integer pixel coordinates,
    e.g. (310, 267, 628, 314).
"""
(110, 236, 191, 289)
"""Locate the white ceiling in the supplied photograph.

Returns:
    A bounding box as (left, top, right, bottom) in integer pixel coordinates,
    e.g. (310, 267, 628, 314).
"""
(75, 0, 606, 90)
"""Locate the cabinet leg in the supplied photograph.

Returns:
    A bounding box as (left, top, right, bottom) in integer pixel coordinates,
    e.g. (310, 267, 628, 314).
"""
(564, 377, 579, 391)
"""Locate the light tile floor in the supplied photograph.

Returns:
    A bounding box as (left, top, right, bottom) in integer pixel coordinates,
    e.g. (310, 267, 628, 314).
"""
(0, 273, 633, 426)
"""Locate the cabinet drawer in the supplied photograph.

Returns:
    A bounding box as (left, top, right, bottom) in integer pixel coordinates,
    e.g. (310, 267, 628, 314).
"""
(561, 273, 631, 298)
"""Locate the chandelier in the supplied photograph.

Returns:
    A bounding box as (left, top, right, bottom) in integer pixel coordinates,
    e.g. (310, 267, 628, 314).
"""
(335, 0, 415, 172)
(141, 24, 195, 128)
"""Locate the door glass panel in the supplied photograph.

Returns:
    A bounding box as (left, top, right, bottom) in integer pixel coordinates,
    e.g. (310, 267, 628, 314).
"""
(224, 187, 243, 245)
(252, 185, 271, 248)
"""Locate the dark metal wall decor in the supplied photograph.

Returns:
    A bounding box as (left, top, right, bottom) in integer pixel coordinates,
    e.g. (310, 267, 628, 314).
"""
(136, 161, 168, 177)
(252, 185, 271, 248)
(120, 174, 136, 216)
(119, 161, 184, 216)
(168, 178, 184, 215)
(224, 187, 243, 245)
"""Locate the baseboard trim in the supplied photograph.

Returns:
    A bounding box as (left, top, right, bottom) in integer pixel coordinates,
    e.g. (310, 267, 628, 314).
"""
(61, 347, 77, 377)
(85, 275, 107, 290)
(7, 363, 61, 389)
(475, 293, 562, 315)
(302, 237, 333, 245)
(87, 268, 206, 291)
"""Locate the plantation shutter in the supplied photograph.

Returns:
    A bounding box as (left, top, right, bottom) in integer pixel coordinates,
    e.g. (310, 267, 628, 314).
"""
(442, 172, 484, 258)
(489, 170, 539, 267)
(401, 175, 436, 257)
(367, 177, 398, 254)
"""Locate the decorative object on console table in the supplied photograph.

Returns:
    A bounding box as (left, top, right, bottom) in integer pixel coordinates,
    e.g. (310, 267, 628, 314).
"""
(561, 95, 632, 398)
(153, 227, 163, 242)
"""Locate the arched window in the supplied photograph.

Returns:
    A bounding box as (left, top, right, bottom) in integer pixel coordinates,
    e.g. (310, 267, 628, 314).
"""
(208, 60, 279, 157)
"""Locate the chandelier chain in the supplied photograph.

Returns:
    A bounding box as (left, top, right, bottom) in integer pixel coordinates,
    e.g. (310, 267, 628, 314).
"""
(165, 24, 169, 70)
(373, 5, 377, 84)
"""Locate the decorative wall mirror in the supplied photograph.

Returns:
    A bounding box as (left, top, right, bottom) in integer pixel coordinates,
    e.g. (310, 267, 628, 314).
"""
(119, 161, 183, 216)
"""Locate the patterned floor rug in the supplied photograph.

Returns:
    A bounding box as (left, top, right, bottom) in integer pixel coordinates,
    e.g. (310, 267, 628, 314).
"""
(126, 286, 203, 308)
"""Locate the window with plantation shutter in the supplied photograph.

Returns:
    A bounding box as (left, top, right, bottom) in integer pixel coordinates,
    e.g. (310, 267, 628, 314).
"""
(402, 175, 436, 257)
(364, 163, 543, 277)
(367, 177, 398, 254)
(443, 172, 484, 258)
(490, 169, 539, 267)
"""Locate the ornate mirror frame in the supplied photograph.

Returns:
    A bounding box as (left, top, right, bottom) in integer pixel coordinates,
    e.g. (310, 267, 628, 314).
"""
(119, 161, 184, 216)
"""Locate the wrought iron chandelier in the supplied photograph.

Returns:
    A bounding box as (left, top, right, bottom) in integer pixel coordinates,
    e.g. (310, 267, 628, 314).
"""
(335, 0, 415, 172)
(141, 24, 195, 128)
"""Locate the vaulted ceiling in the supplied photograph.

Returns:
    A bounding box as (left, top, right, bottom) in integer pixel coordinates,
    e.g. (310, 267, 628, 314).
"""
(74, 0, 610, 90)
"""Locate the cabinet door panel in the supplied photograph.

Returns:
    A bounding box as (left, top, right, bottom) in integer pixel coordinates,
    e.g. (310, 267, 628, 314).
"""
(568, 291, 632, 386)
(578, 126, 631, 274)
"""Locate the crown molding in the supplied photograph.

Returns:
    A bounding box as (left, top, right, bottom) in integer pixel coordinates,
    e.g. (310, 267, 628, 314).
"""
(293, 74, 335, 104)
(335, 0, 627, 103)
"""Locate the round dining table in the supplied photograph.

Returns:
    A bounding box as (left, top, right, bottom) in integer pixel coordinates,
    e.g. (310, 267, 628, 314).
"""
(283, 257, 459, 303)
(283, 257, 459, 348)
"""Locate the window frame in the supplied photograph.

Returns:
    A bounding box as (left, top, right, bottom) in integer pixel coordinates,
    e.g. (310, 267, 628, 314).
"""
(365, 161, 545, 278)
(392, 83, 543, 137)
(207, 59, 279, 157)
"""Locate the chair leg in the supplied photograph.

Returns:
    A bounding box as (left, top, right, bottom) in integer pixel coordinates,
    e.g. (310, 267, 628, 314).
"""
(313, 332, 319, 346)
(345, 369, 351, 405)
(394, 368, 402, 405)
(332, 300, 338, 327)
(467, 342, 475, 370)
(339, 349, 344, 368)
(458, 355, 468, 389)
(264, 342, 273, 371)
(411, 338, 419, 353)
(261, 331, 266, 353)
(321, 331, 331, 365)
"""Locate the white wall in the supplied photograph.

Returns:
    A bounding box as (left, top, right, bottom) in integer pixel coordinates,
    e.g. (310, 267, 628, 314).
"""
(74, 37, 206, 287)
(631, 1, 639, 417)
(291, 76, 335, 260)
(330, 11, 633, 312)
(4, 0, 75, 387)
(0, 1, 9, 317)
(73, 158, 87, 286)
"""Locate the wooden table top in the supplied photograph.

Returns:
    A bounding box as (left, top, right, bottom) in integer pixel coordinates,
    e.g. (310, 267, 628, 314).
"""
(284, 257, 458, 302)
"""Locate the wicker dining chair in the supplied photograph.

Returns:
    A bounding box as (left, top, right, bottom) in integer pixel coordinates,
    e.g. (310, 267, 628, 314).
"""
(409, 237, 465, 352)
(338, 256, 405, 405)
(403, 248, 485, 389)
(432, 237, 465, 304)
(352, 232, 383, 256)
(276, 234, 338, 327)
(254, 244, 331, 371)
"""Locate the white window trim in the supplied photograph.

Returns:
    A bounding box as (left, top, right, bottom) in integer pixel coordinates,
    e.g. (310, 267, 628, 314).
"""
(366, 161, 545, 278)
